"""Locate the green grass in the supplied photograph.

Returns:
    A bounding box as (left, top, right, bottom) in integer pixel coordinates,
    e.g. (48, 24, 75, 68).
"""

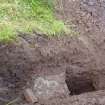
(0, 0, 68, 42)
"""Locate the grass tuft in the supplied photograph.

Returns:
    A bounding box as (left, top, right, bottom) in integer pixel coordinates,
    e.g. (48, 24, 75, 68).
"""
(0, 22, 16, 42)
(0, 0, 68, 42)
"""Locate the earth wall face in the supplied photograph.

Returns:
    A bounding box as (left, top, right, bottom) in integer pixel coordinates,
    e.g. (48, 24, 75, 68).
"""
(1, 0, 105, 104)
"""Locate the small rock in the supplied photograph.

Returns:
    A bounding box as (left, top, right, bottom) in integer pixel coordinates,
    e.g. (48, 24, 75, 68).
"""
(24, 88, 38, 104)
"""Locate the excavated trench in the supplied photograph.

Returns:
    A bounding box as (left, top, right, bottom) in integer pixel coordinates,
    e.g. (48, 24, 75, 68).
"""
(65, 73, 96, 95)
(1, 0, 105, 105)
(65, 66, 97, 96)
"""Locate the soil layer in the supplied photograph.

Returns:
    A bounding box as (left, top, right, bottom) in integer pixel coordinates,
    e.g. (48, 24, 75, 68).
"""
(1, 0, 105, 105)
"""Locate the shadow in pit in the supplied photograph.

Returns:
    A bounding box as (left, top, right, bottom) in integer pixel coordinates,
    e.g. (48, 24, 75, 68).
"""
(65, 75, 96, 95)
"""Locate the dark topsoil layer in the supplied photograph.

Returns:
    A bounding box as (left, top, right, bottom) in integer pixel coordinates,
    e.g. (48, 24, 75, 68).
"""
(1, 0, 105, 105)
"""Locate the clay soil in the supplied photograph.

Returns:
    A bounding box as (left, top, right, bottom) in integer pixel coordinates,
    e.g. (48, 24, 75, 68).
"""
(1, 0, 105, 105)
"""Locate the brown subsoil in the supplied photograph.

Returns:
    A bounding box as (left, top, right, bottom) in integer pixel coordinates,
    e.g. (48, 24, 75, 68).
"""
(1, 0, 105, 105)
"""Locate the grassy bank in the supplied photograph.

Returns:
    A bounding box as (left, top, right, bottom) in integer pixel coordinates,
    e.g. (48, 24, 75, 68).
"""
(0, 0, 67, 42)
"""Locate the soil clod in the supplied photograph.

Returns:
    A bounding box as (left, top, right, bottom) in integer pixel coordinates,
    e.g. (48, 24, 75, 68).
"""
(24, 88, 38, 104)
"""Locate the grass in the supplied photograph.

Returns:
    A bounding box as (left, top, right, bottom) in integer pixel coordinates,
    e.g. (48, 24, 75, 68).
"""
(0, 0, 68, 42)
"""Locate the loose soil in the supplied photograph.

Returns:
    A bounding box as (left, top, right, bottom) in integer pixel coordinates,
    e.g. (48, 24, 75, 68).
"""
(1, 0, 105, 105)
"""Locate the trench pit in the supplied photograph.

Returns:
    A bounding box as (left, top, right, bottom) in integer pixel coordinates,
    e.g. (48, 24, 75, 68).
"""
(65, 74, 97, 95)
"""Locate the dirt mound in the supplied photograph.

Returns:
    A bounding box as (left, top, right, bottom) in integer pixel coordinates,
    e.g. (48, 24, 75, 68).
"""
(1, 0, 105, 105)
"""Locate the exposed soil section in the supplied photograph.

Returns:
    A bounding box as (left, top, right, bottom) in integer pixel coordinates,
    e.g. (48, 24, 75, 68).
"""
(42, 90, 105, 105)
(1, 0, 105, 105)
(66, 65, 96, 95)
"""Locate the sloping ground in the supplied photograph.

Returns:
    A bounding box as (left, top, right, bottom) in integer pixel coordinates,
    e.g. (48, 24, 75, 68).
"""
(0, 0, 66, 42)
(1, 0, 105, 105)
(42, 90, 105, 105)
